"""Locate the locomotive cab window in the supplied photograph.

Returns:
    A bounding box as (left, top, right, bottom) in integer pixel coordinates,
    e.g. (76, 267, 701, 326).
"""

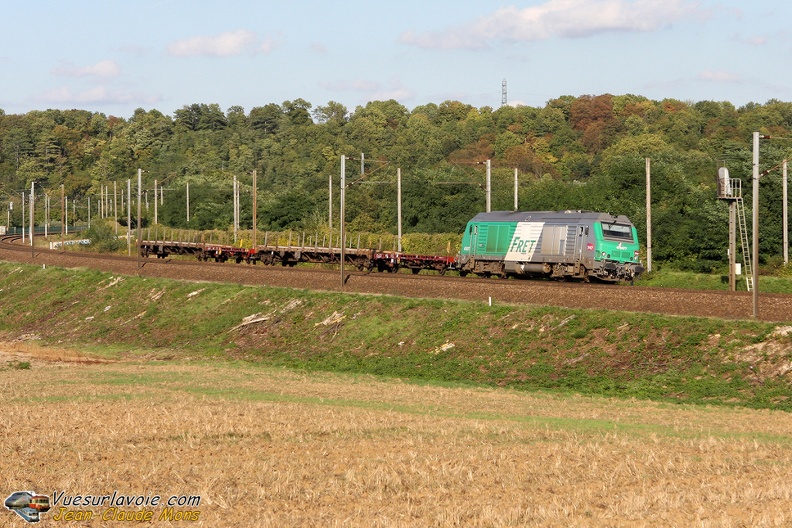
(601, 223, 634, 241)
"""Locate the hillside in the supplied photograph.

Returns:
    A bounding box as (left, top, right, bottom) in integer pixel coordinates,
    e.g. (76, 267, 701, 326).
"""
(3, 95, 792, 273)
(1, 261, 791, 411)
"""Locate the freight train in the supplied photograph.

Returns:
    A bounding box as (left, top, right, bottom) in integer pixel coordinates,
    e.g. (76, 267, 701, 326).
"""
(139, 210, 644, 283)
(455, 210, 644, 282)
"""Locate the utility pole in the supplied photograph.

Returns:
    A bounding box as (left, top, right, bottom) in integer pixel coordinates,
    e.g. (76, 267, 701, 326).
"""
(646, 158, 652, 273)
(29, 181, 34, 256)
(784, 160, 789, 266)
(233, 175, 238, 243)
(752, 132, 759, 318)
(127, 179, 131, 256)
(60, 184, 64, 250)
(252, 169, 257, 248)
(154, 179, 158, 226)
(485, 159, 491, 213)
(340, 155, 346, 288)
(513, 168, 518, 211)
(397, 168, 402, 252)
(137, 168, 143, 270)
(114, 181, 118, 234)
(328, 170, 333, 230)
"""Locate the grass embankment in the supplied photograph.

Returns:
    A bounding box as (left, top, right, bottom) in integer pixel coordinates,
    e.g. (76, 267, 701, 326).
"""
(637, 268, 792, 293)
(1, 262, 791, 411)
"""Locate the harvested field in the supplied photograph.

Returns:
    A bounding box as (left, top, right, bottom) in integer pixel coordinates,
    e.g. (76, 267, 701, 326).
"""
(2, 349, 792, 527)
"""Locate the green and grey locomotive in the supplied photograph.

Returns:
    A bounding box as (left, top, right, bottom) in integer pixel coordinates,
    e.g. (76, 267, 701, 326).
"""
(455, 210, 644, 282)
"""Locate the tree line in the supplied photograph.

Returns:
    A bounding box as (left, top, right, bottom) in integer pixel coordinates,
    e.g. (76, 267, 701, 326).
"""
(2, 94, 792, 271)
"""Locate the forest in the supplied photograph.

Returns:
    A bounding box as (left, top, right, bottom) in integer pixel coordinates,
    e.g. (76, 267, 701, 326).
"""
(2, 94, 792, 272)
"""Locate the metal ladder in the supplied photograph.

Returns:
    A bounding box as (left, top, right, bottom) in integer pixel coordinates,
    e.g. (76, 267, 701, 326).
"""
(735, 196, 754, 292)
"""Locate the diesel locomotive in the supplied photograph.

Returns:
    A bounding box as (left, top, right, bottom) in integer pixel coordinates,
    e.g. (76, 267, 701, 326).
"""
(454, 210, 644, 282)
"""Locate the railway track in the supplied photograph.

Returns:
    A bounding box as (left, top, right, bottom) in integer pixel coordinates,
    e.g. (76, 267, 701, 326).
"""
(1, 234, 790, 322)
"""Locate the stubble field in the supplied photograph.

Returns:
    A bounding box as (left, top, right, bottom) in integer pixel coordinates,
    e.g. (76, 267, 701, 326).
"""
(2, 343, 792, 527)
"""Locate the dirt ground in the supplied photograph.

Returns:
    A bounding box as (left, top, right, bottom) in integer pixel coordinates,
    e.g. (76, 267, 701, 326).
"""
(2, 346, 792, 527)
(1, 242, 790, 321)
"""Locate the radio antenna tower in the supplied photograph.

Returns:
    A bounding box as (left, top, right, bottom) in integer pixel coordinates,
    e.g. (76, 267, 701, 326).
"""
(501, 79, 507, 106)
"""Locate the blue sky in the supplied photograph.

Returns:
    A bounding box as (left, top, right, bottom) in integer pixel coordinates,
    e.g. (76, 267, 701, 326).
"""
(1, 0, 790, 119)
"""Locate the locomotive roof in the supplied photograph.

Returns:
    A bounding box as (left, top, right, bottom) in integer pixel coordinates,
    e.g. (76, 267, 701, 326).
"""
(467, 210, 633, 224)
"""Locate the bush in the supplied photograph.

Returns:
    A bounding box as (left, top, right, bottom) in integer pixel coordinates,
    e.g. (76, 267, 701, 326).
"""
(86, 220, 123, 253)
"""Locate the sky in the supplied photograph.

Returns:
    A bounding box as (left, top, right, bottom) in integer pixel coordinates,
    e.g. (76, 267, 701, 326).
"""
(1, 0, 790, 120)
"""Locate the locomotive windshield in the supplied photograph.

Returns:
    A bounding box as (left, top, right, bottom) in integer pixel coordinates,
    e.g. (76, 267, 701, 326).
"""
(601, 222, 634, 241)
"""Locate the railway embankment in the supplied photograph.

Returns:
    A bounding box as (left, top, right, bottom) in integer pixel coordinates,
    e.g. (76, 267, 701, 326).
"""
(1, 261, 791, 411)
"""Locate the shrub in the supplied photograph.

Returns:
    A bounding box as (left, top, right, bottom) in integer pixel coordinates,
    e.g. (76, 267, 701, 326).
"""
(86, 220, 123, 253)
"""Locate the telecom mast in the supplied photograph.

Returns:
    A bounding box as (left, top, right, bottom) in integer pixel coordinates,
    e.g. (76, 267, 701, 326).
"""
(501, 79, 507, 106)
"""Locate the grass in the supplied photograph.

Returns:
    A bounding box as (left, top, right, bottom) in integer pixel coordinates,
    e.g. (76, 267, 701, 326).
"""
(3, 360, 30, 370)
(0, 261, 791, 412)
(637, 268, 792, 293)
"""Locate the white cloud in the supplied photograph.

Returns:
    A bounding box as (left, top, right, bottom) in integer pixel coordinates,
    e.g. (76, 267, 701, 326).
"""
(259, 36, 277, 54)
(698, 70, 743, 83)
(36, 85, 160, 106)
(401, 0, 709, 50)
(745, 36, 767, 46)
(167, 29, 275, 57)
(51, 60, 121, 78)
(319, 78, 415, 103)
(320, 79, 382, 92)
(310, 42, 328, 54)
